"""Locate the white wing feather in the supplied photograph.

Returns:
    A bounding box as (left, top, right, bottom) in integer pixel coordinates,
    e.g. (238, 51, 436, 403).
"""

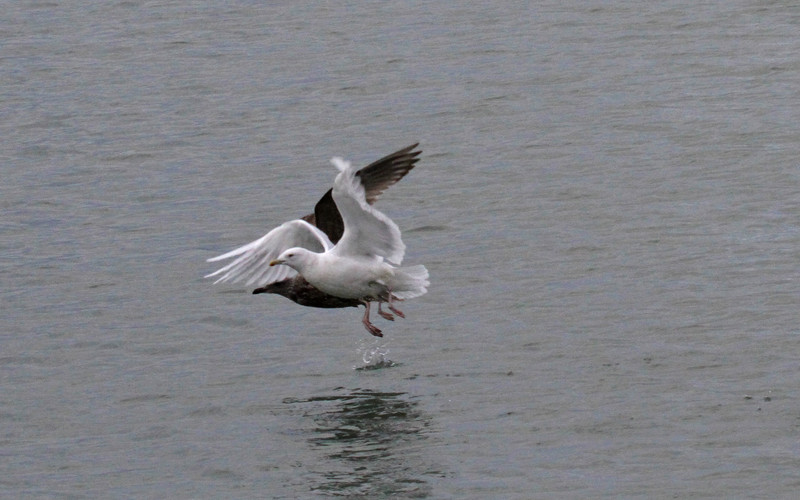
(205, 219, 333, 286)
(329, 157, 405, 265)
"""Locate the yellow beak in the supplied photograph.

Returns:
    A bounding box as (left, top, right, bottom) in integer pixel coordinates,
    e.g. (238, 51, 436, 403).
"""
(269, 259, 282, 266)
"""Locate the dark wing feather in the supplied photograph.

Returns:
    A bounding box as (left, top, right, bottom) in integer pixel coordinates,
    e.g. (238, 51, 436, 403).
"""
(311, 189, 339, 242)
(358, 142, 421, 204)
(310, 143, 421, 244)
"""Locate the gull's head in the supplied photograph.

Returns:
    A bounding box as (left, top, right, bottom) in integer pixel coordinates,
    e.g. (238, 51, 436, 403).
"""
(269, 247, 315, 272)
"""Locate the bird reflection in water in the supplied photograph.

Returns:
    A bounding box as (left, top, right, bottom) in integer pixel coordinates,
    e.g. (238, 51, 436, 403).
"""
(283, 388, 440, 497)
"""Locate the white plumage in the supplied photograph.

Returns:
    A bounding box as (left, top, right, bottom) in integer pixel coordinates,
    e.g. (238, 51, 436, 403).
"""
(269, 157, 428, 335)
(205, 219, 333, 287)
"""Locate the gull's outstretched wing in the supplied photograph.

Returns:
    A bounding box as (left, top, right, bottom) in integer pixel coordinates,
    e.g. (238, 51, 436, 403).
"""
(329, 157, 405, 266)
(359, 143, 421, 205)
(205, 219, 333, 286)
(311, 143, 420, 244)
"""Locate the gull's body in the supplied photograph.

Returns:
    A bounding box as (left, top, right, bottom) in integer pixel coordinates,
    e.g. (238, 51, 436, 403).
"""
(269, 156, 428, 336)
(206, 144, 420, 309)
(274, 250, 392, 299)
(206, 144, 427, 336)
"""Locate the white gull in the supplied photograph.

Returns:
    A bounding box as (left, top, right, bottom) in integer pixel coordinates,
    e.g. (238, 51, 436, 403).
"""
(268, 156, 429, 336)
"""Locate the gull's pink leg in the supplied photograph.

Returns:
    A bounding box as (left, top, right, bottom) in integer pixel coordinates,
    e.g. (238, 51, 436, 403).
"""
(387, 293, 405, 318)
(361, 300, 383, 337)
(377, 301, 395, 321)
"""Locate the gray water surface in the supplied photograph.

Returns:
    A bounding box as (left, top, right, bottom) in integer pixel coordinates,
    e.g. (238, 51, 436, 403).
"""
(3, 1, 799, 498)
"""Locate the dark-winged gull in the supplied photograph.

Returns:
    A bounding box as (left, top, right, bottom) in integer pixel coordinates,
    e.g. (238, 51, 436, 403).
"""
(206, 144, 425, 336)
(268, 156, 428, 336)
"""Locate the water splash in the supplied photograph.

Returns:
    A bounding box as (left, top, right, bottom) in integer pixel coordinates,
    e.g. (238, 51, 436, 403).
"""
(354, 338, 397, 370)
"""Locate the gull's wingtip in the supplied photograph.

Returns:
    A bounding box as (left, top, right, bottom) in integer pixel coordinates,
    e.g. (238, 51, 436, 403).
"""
(330, 156, 351, 172)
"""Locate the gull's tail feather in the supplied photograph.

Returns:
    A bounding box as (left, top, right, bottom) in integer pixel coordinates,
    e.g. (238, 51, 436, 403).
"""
(390, 265, 429, 300)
